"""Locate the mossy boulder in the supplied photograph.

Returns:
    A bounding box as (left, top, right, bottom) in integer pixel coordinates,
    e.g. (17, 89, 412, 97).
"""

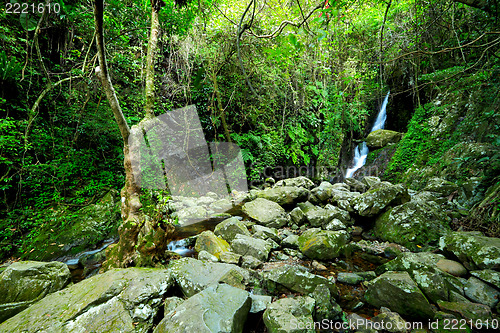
(263, 296, 315, 333)
(364, 271, 435, 319)
(250, 186, 309, 206)
(351, 183, 410, 217)
(0, 261, 71, 323)
(439, 232, 500, 270)
(374, 201, 451, 250)
(298, 228, 349, 260)
(242, 198, 288, 228)
(231, 234, 272, 262)
(214, 217, 250, 243)
(194, 230, 231, 259)
(154, 284, 251, 333)
(169, 257, 249, 297)
(423, 178, 459, 197)
(275, 176, 315, 189)
(0, 268, 174, 332)
(365, 129, 403, 149)
(23, 190, 121, 261)
(262, 265, 338, 296)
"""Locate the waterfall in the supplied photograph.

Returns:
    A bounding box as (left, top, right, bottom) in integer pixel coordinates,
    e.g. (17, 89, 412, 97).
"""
(345, 91, 390, 179)
(167, 239, 193, 256)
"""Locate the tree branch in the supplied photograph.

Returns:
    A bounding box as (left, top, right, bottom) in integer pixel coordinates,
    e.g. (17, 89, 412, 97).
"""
(144, 0, 161, 118)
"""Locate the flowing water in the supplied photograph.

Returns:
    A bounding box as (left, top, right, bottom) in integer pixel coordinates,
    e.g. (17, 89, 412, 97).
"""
(345, 91, 390, 178)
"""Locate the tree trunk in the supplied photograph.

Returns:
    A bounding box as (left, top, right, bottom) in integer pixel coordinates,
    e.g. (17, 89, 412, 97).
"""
(93, 0, 173, 269)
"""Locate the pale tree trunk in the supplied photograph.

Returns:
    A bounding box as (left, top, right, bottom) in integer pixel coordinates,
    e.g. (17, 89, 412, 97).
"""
(93, 0, 172, 268)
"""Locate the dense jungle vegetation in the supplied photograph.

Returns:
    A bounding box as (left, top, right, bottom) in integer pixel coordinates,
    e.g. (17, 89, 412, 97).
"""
(0, 0, 499, 262)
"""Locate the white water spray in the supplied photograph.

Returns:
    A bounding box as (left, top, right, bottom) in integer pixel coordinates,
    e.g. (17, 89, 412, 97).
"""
(345, 91, 390, 179)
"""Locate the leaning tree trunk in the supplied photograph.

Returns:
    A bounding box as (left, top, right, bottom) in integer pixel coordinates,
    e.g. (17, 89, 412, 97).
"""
(93, 0, 173, 269)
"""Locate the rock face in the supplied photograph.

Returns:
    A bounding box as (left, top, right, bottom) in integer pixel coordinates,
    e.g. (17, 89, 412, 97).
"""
(154, 284, 251, 333)
(0, 261, 72, 323)
(365, 129, 403, 149)
(169, 257, 249, 297)
(194, 230, 231, 259)
(263, 296, 315, 333)
(242, 198, 288, 228)
(351, 184, 410, 217)
(374, 201, 451, 250)
(262, 265, 338, 296)
(298, 228, 349, 260)
(439, 232, 500, 270)
(214, 217, 251, 243)
(0, 268, 174, 333)
(364, 271, 435, 319)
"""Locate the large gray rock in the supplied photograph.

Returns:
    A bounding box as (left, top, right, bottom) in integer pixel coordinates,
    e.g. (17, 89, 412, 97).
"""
(309, 182, 335, 203)
(154, 284, 251, 333)
(324, 204, 352, 225)
(214, 217, 251, 243)
(252, 225, 280, 243)
(0, 261, 71, 323)
(194, 230, 231, 259)
(464, 276, 500, 308)
(263, 296, 315, 333)
(310, 284, 342, 321)
(298, 228, 349, 260)
(0, 268, 173, 332)
(242, 198, 288, 228)
(275, 176, 315, 189)
(364, 271, 435, 319)
(470, 269, 500, 287)
(231, 234, 272, 262)
(365, 129, 403, 149)
(250, 186, 309, 205)
(262, 265, 337, 296)
(289, 207, 306, 225)
(374, 201, 451, 250)
(351, 184, 410, 217)
(437, 301, 493, 325)
(439, 232, 500, 271)
(170, 257, 249, 297)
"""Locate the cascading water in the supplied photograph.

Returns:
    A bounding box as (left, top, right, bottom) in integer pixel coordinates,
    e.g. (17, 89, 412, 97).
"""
(345, 91, 390, 179)
(167, 239, 194, 256)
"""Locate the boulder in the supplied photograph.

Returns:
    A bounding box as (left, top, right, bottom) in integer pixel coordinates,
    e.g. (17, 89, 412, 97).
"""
(364, 271, 435, 319)
(470, 269, 500, 287)
(262, 265, 337, 296)
(263, 296, 315, 333)
(214, 217, 251, 243)
(231, 234, 272, 262)
(289, 207, 306, 225)
(219, 251, 242, 265)
(241, 255, 263, 269)
(361, 176, 381, 188)
(173, 206, 207, 224)
(365, 129, 403, 149)
(250, 186, 309, 205)
(194, 230, 230, 259)
(309, 182, 334, 203)
(436, 259, 467, 277)
(374, 201, 451, 250)
(242, 198, 288, 228)
(164, 296, 184, 315)
(0, 268, 173, 333)
(154, 284, 251, 333)
(297, 201, 346, 227)
(437, 301, 493, 325)
(324, 204, 352, 225)
(169, 257, 249, 297)
(464, 277, 500, 308)
(423, 177, 459, 196)
(439, 232, 500, 271)
(250, 294, 272, 313)
(298, 228, 349, 260)
(0, 261, 71, 323)
(323, 218, 346, 231)
(251, 225, 280, 243)
(344, 178, 368, 193)
(282, 234, 299, 249)
(310, 284, 342, 321)
(198, 250, 218, 262)
(352, 184, 410, 217)
(275, 176, 315, 189)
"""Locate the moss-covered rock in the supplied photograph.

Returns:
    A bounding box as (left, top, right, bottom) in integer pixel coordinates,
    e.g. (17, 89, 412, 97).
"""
(194, 230, 231, 259)
(242, 198, 288, 228)
(263, 296, 315, 333)
(364, 271, 435, 319)
(0, 267, 173, 332)
(439, 232, 500, 270)
(298, 228, 348, 260)
(231, 234, 272, 262)
(154, 283, 251, 333)
(374, 201, 451, 250)
(0, 261, 71, 323)
(250, 186, 309, 206)
(365, 129, 403, 149)
(214, 217, 250, 243)
(352, 183, 410, 217)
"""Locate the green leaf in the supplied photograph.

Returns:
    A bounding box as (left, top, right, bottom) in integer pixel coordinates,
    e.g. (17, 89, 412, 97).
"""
(20, 13, 38, 31)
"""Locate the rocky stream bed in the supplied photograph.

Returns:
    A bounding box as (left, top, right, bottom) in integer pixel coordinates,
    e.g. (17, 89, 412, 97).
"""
(0, 176, 499, 332)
